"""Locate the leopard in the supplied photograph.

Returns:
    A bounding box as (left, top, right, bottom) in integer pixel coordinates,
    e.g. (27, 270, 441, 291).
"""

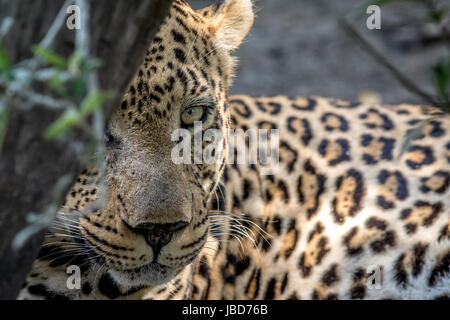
(19, 0, 450, 300)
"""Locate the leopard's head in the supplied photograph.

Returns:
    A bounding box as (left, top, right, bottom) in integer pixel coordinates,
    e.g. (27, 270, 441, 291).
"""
(78, 0, 254, 286)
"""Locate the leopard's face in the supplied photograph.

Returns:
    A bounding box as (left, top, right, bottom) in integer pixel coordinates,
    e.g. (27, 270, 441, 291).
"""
(76, 0, 254, 287)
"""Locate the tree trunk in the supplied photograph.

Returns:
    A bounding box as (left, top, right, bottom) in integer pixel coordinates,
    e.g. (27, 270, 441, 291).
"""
(0, 0, 173, 299)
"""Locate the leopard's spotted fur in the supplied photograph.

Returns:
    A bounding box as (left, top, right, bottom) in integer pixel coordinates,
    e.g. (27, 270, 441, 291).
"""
(20, 0, 449, 300)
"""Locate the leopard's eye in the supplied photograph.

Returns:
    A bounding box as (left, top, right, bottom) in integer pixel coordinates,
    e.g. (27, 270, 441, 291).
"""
(181, 106, 204, 125)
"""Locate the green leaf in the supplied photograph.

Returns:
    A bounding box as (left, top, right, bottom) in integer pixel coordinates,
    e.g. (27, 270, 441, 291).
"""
(0, 99, 10, 153)
(82, 57, 102, 72)
(0, 47, 10, 72)
(429, 9, 446, 22)
(43, 108, 80, 139)
(432, 57, 450, 101)
(68, 53, 102, 75)
(49, 71, 68, 96)
(68, 51, 83, 75)
(79, 90, 114, 118)
(43, 90, 114, 140)
(32, 45, 67, 69)
(83, 141, 97, 160)
(70, 75, 87, 102)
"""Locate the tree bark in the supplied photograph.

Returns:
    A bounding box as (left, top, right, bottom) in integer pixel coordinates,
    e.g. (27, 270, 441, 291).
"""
(0, 0, 173, 299)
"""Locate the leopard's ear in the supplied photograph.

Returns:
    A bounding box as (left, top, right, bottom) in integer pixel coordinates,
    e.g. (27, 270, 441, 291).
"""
(199, 0, 254, 51)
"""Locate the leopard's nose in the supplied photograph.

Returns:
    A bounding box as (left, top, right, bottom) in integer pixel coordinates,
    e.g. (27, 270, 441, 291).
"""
(135, 222, 188, 255)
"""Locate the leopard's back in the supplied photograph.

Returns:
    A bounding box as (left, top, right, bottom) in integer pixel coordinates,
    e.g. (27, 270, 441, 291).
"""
(193, 94, 450, 300)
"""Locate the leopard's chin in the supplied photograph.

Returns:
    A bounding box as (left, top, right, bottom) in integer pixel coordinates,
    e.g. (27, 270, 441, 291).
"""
(108, 262, 181, 287)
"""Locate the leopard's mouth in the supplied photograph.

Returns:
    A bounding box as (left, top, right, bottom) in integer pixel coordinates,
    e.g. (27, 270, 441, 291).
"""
(68, 205, 205, 286)
(75, 240, 180, 286)
(108, 261, 182, 287)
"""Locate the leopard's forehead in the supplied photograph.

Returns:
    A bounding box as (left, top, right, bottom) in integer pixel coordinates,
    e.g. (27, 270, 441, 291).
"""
(146, 2, 213, 73)
(112, 1, 231, 135)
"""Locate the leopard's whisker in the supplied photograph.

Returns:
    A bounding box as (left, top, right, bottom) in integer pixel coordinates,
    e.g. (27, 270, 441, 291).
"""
(45, 233, 86, 241)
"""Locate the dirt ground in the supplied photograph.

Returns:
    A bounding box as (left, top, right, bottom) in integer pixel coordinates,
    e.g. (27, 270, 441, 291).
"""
(189, 0, 448, 105)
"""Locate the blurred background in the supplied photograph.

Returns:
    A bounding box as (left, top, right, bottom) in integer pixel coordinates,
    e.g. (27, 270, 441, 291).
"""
(190, 0, 449, 105)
